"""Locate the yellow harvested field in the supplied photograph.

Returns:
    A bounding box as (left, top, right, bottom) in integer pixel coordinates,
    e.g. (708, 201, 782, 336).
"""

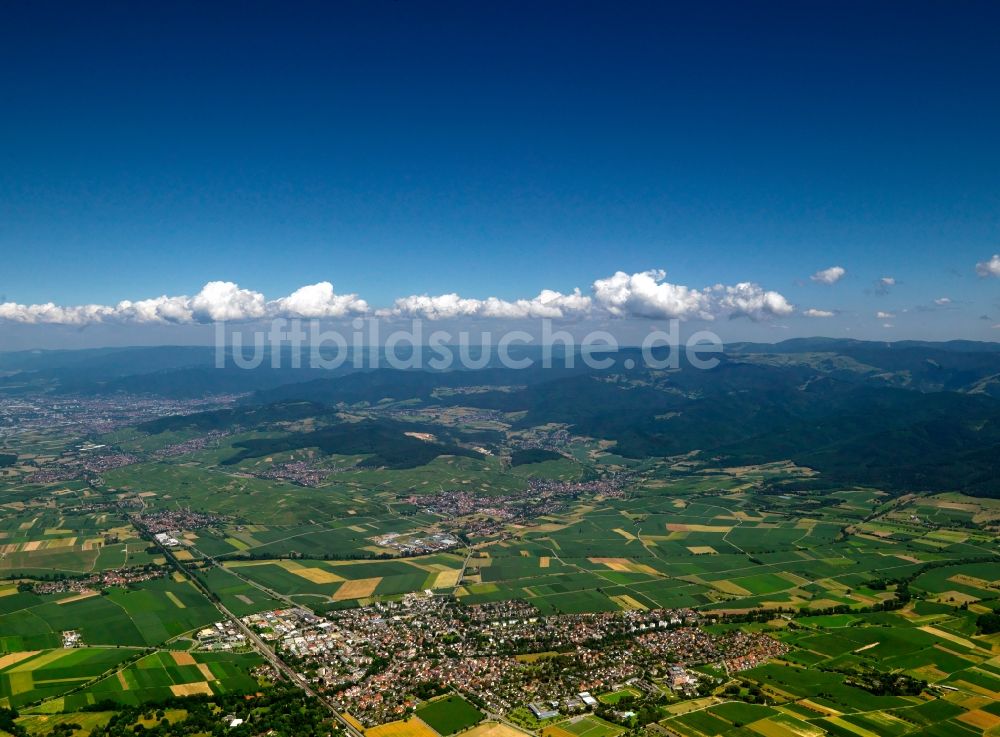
(539, 556, 550, 568)
(7, 650, 68, 673)
(687, 546, 717, 555)
(949, 574, 995, 590)
(919, 625, 979, 650)
(366, 717, 440, 737)
(165, 591, 187, 609)
(118, 671, 129, 690)
(432, 569, 461, 588)
(464, 722, 532, 737)
(170, 682, 214, 696)
(0, 651, 39, 670)
(666, 523, 732, 533)
(612, 528, 636, 540)
(952, 680, 999, 699)
(334, 577, 381, 601)
(611, 594, 648, 610)
(710, 579, 753, 596)
(666, 697, 725, 715)
(173, 550, 194, 561)
(342, 713, 365, 732)
(541, 726, 577, 737)
(796, 700, 841, 717)
(932, 590, 980, 604)
(951, 694, 993, 710)
(589, 557, 632, 572)
(171, 651, 196, 666)
(958, 710, 1000, 730)
(198, 663, 215, 680)
(57, 590, 99, 605)
(290, 566, 346, 584)
(588, 557, 659, 575)
(749, 717, 825, 737)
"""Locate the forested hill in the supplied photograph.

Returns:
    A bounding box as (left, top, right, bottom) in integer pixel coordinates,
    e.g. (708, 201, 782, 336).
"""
(100, 339, 1000, 498)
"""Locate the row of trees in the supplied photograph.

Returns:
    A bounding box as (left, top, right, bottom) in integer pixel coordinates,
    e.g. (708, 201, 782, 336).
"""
(89, 685, 335, 737)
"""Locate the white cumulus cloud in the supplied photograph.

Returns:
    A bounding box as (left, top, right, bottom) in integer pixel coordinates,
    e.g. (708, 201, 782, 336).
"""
(976, 254, 1000, 277)
(386, 270, 793, 322)
(934, 297, 952, 306)
(811, 266, 846, 284)
(270, 282, 369, 318)
(876, 311, 895, 319)
(591, 270, 713, 320)
(0, 302, 116, 325)
(803, 308, 834, 318)
(190, 282, 267, 322)
(875, 276, 896, 295)
(709, 282, 795, 320)
(380, 288, 592, 320)
(0, 281, 367, 326)
(0, 270, 797, 326)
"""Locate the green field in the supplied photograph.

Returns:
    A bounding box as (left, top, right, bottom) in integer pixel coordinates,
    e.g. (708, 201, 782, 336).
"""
(61, 650, 265, 709)
(596, 688, 640, 705)
(415, 694, 485, 735)
(552, 715, 625, 737)
(0, 577, 221, 653)
(0, 648, 139, 708)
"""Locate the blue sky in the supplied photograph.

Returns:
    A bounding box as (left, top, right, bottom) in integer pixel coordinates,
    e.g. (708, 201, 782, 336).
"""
(1, 0, 999, 346)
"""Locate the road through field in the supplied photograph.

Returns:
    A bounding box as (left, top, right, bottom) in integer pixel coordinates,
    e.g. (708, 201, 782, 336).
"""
(142, 526, 366, 737)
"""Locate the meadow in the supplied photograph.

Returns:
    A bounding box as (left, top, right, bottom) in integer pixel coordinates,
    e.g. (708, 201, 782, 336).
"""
(61, 650, 264, 708)
(0, 648, 138, 709)
(415, 694, 485, 735)
(0, 577, 221, 652)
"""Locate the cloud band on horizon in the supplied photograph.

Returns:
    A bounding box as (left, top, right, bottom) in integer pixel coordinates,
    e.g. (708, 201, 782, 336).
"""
(0, 270, 797, 327)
